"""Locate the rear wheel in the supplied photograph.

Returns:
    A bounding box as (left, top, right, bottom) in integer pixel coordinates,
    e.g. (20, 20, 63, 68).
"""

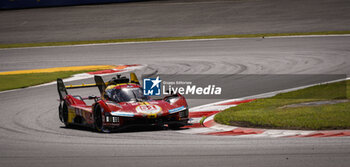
(59, 102, 69, 126)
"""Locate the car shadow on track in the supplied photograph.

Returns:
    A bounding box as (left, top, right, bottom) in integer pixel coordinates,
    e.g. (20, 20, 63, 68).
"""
(59, 125, 189, 133)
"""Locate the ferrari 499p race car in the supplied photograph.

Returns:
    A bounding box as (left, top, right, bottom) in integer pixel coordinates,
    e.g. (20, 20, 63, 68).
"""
(57, 73, 190, 132)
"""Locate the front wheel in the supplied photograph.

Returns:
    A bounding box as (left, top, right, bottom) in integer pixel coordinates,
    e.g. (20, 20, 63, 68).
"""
(93, 105, 109, 133)
(168, 124, 183, 130)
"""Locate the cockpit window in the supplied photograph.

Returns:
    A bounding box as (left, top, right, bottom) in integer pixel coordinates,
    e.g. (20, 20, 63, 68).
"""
(105, 88, 149, 102)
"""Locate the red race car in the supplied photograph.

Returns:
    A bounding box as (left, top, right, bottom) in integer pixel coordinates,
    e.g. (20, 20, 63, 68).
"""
(57, 73, 189, 132)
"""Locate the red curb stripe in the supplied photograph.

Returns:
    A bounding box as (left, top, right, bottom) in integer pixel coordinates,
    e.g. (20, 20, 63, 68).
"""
(88, 69, 125, 75)
(217, 99, 255, 105)
(203, 119, 216, 128)
(189, 111, 221, 118)
(203, 128, 265, 136)
(291, 131, 350, 137)
(302, 133, 326, 137)
(125, 64, 141, 67)
(321, 132, 349, 137)
(87, 64, 141, 75)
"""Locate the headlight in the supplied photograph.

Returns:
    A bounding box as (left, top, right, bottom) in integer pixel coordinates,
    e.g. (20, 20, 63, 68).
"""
(106, 116, 111, 122)
(112, 116, 119, 123)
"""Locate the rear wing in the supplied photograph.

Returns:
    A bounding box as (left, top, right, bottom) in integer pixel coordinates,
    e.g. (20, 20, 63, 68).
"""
(57, 78, 99, 100)
(130, 72, 140, 85)
(57, 78, 68, 100)
(94, 75, 106, 95)
(57, 72, 140, 99)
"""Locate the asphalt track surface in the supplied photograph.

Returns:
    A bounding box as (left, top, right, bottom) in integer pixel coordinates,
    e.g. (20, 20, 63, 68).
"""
(1, 0, 350, 44)
(1, 36, 350, 167)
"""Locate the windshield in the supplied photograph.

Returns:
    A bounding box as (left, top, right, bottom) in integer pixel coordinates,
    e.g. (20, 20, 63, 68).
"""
(105, 88, 149, 102)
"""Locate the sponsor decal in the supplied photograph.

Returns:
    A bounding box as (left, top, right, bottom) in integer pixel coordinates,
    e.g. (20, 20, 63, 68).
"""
(110, 111, 134, 117)
(136, 104, 162, 114)
(168, 106, 186, 114)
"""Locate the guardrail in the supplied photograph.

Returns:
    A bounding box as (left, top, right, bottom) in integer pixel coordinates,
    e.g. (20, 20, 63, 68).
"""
(1, 0, 143, 9)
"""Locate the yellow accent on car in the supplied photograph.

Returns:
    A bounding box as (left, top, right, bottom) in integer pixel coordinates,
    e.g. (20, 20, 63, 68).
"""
(66, 83, 97, 89)
(106, 83, 137, 90)
(130, 72, 140, 84)
(147, 113, 157, 118)
(138, 102, 150, 105)
(106, 85, 117, 90)
(67, 108, 76, 123)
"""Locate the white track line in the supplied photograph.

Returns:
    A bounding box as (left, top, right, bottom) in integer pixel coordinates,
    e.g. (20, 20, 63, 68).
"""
(1, 34, 350, 51)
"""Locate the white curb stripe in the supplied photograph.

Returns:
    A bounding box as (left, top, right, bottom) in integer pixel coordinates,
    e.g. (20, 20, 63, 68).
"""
(176, 127, 219, 134)
(189, 105, 236, 112)
(188, 118, 202, 124)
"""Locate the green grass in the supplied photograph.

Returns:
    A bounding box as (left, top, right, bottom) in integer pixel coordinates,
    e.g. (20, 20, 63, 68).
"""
(0, 70, 95, 91)
(215, 80, 350, 130)
(1, 31, 350, 49)
(199, 116, 207, 125)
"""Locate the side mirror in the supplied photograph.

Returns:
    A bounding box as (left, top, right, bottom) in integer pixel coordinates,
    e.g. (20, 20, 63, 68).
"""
(88, 95, 98, 103)
(88, 95, 96, 99)
(164, 94, 179, 103)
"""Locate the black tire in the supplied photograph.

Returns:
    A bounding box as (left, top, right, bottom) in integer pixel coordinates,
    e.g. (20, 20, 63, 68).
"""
(59, 102, 69, 126)
(168, 124, 183, 130)
(93, 105, 109, 133)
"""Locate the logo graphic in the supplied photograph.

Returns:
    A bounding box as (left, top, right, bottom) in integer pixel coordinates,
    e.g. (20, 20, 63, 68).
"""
(136, 104, 162, 114)
(143, 76, 162, 96)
